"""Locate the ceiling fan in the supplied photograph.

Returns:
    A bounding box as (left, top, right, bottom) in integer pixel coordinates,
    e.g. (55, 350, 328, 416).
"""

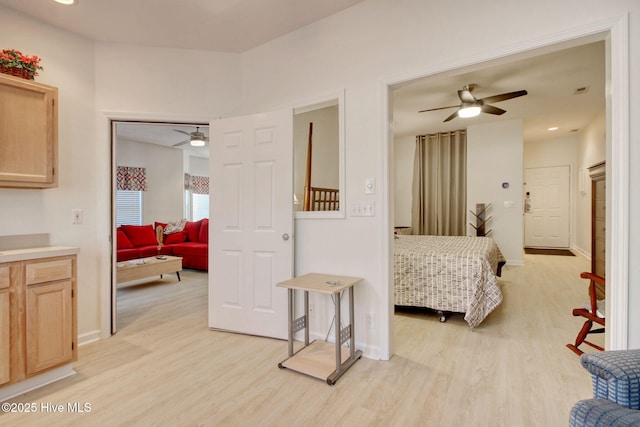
(419, 84, 528, 122)
(172, 126, 209, 147)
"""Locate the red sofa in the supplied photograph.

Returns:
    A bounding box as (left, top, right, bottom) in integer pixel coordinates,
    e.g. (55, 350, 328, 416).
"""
(116, 218, 209, 271)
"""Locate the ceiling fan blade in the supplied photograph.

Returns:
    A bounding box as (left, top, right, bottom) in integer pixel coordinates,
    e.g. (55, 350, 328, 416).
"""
(443, 110, 459, 122)
(479, 90, 528, 104)
(458, 89, 476, 103)
(173, 129, 191, 136)
(418, 105, 459, 113)
(481, 104, 507, 115)
(172, 139, 190, 147)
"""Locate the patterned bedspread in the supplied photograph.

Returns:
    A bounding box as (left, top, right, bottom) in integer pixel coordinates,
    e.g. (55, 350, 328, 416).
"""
(394, 235, 505, 328)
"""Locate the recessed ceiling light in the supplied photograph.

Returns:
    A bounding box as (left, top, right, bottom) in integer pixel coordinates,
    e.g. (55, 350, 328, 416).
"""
(548, 126, 559, 131)
(54, 0, 77, 5)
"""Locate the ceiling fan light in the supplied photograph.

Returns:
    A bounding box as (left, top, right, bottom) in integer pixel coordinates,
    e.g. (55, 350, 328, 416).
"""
(458, 106, 481, 118)
(190, 137, 205, 147)
(54, 0, 77, 5)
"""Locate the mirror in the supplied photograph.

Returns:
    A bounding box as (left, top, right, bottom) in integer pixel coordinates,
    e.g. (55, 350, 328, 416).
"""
(293, 93, 345, 219)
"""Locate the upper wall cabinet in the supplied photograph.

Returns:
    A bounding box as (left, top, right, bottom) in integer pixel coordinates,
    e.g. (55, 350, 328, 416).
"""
(0, 73, 58, 189)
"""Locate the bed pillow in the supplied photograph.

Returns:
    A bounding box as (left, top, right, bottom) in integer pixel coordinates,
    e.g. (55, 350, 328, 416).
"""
(121, 224, 158, 247)
(116, 228, 134, 250)
(164, 231, 187, 244)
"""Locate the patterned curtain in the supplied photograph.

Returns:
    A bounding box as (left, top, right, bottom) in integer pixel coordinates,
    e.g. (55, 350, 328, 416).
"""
(117, 166, 146, 191)
(411, 130, 466, 236)
(184, 173, 209, 195)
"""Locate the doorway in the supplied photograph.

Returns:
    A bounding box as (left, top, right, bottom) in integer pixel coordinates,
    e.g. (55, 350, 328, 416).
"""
(524, 165, 570, 249)
(110, 120, 210, 333)
(385, 23, 629, 357)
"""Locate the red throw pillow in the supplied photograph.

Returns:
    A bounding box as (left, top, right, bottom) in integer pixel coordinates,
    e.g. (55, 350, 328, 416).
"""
(121, 224, 158, 247)
(117, 228, 134, 249)
(198, 218, 209, 243)
(183, 220, 202, 242)
(163, 231, 187, 244)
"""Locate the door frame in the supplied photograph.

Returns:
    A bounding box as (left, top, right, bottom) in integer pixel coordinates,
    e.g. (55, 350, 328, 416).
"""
(101, 111, 213, 337)
(381, 15, 629, 357)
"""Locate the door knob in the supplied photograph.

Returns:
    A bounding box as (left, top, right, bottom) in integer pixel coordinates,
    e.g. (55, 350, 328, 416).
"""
(282, 233, 290, 241)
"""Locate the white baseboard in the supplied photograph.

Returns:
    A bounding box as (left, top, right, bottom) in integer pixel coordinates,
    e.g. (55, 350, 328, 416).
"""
(0, 364, 75, 402)
(78, 329, 102, 346)
(572, 246, 591, 260)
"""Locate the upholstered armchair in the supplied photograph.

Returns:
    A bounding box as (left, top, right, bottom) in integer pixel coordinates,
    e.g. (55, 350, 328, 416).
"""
(570, 349, 640, 426)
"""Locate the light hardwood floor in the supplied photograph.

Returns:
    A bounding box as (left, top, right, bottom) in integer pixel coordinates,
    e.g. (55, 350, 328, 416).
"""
(2, 253, 600, 426)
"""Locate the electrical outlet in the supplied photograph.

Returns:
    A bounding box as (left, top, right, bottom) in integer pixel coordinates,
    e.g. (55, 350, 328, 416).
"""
(366, 313, 376, 330)
(72, 209, 84, 224)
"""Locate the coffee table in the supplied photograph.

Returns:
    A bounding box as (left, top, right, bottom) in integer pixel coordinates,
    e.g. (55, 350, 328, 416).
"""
(116, 255, 182, 284)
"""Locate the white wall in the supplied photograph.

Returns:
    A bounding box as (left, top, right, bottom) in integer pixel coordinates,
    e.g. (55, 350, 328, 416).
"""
(0, 7, 101, 342)
(0, 7, 242, 341)
(1, 0, 639, 353)
(467, 120, 524, 264)
(116, 139, 184, 224)
(187, 155, 209, 177)
(241, 0, 640, 353)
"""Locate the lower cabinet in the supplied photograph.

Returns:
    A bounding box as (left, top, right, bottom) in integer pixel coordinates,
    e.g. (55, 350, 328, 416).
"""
(0, 255, 77, 388)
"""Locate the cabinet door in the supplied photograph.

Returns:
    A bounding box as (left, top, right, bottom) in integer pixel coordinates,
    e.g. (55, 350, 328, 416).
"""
(25, 281, 73, 376)
(0, 73, 58, 188)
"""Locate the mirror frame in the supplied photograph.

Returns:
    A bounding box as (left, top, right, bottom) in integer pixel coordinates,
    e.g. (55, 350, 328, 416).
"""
(293, 90, 346, 219)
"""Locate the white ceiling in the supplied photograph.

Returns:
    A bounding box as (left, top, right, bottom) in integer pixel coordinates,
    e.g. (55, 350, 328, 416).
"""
(393, 41, 605, 142)
(115, 122, 210, 157)
(3, 0, 605, 148)
(0, 0, 367, 53)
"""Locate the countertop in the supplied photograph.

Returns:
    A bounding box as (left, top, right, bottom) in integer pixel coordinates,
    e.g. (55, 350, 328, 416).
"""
(0, 246, 79, 263)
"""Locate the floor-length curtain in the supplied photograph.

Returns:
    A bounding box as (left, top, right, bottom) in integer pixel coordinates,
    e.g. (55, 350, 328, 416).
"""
(411, 130, 466, 236)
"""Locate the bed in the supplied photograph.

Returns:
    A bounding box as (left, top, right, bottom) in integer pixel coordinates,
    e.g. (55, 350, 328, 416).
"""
(394, 235, 506, 328)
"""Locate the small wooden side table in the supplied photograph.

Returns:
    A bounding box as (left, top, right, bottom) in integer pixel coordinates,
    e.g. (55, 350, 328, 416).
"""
(276, 272, 363, 385)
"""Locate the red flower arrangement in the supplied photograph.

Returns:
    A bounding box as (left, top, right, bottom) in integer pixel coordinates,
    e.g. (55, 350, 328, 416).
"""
(0, 49, 43, 80)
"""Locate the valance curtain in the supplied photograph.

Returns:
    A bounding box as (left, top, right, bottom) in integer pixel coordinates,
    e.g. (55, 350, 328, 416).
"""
(411, 130, 467, 236)
(116, 166, 146, 191)
(184, 173, 210, 195)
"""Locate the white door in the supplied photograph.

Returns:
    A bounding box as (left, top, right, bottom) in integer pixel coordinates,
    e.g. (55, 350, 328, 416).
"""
(209, 110, 293, 339)
(524, 165, 570, 248)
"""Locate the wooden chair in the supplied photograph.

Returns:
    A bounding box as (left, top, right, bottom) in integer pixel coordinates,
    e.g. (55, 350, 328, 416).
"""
(567, 272, 606, 356)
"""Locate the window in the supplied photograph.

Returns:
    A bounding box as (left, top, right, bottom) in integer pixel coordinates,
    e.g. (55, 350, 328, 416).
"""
(192, 194, 209, 221)
(116, 190, 142, 226)
(185, 173, 209, 220)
